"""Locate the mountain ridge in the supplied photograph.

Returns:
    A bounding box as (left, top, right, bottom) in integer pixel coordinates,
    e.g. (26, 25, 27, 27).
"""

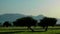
(0, 14, 60, 24)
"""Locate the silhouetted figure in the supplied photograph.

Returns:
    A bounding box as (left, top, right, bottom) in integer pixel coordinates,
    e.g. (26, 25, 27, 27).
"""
(38, 17, 57, 31)
(3, 21, 11, 27)
(13, 16, 37, 31)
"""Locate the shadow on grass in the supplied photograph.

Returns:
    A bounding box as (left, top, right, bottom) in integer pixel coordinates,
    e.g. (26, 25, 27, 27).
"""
(0, 31, 24, 34)
(56, 33, 60, 34)
(0, 30, 46, 34)
(28, 31, 46, 32)
(5, 28, 60, 30)
(0, 32, 15, 34)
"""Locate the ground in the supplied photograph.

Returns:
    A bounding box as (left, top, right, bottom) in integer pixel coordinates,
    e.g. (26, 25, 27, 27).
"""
(0, 26, 60, 34)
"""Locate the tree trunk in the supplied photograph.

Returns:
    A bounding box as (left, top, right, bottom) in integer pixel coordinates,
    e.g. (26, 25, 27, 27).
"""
(45, 26, 48, 31)
(28, 26, 34, 32)
(43, 26, 45, 29)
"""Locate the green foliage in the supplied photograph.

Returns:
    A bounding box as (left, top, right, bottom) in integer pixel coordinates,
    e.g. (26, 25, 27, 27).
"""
(13, 16, 37, 26)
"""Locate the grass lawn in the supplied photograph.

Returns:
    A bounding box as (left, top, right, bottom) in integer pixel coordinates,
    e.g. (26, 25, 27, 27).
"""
(0, 27, 60, 34)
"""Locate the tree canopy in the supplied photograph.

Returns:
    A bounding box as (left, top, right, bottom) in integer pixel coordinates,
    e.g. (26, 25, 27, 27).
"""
(13, 16, 37, 27)
(38, 17, 57, 26)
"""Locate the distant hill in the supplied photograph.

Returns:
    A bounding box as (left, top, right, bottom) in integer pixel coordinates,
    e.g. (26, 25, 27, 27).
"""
(56, 19, 60, 24)
(0, 14, 60, 25)
(32, 15, 45, 22)
(0, 14, 26, 24)
(33, 15, 45, 20)
(0, 14, 45, 23)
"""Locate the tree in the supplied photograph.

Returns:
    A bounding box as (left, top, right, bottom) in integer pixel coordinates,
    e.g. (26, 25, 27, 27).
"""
(38, 17, 57, 31)
(13, 16, 37, 31)
(3, 21, 11, 27)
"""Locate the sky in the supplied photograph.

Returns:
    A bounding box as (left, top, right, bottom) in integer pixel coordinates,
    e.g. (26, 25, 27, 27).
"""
(0, 0, 60, 18)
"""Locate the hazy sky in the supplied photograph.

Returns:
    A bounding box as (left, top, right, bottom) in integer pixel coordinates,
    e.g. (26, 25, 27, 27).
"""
(0, 0, 60, 18)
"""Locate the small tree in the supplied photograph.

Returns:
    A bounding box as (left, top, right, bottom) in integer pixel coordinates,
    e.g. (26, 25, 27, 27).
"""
(3, 21, 11, 27)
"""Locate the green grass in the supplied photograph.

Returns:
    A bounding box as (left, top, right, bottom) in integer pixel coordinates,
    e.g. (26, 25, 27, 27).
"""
(0, 27, 60, 34)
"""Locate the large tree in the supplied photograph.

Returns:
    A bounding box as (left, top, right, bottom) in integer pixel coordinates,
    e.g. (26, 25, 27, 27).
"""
(13, 16, 37, 31)
(38, 17, 57, 31)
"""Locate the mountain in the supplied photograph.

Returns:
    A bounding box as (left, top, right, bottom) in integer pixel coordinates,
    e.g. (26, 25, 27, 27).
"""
(0, 14, 60, 25)
(0, 14, 26, 24)
(32, 15, 45, 22)
(0, 14, 46, 25)
(33, 15, 60, 24)
(56, 19, 60, 24)
(33, 15, 45, 20)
